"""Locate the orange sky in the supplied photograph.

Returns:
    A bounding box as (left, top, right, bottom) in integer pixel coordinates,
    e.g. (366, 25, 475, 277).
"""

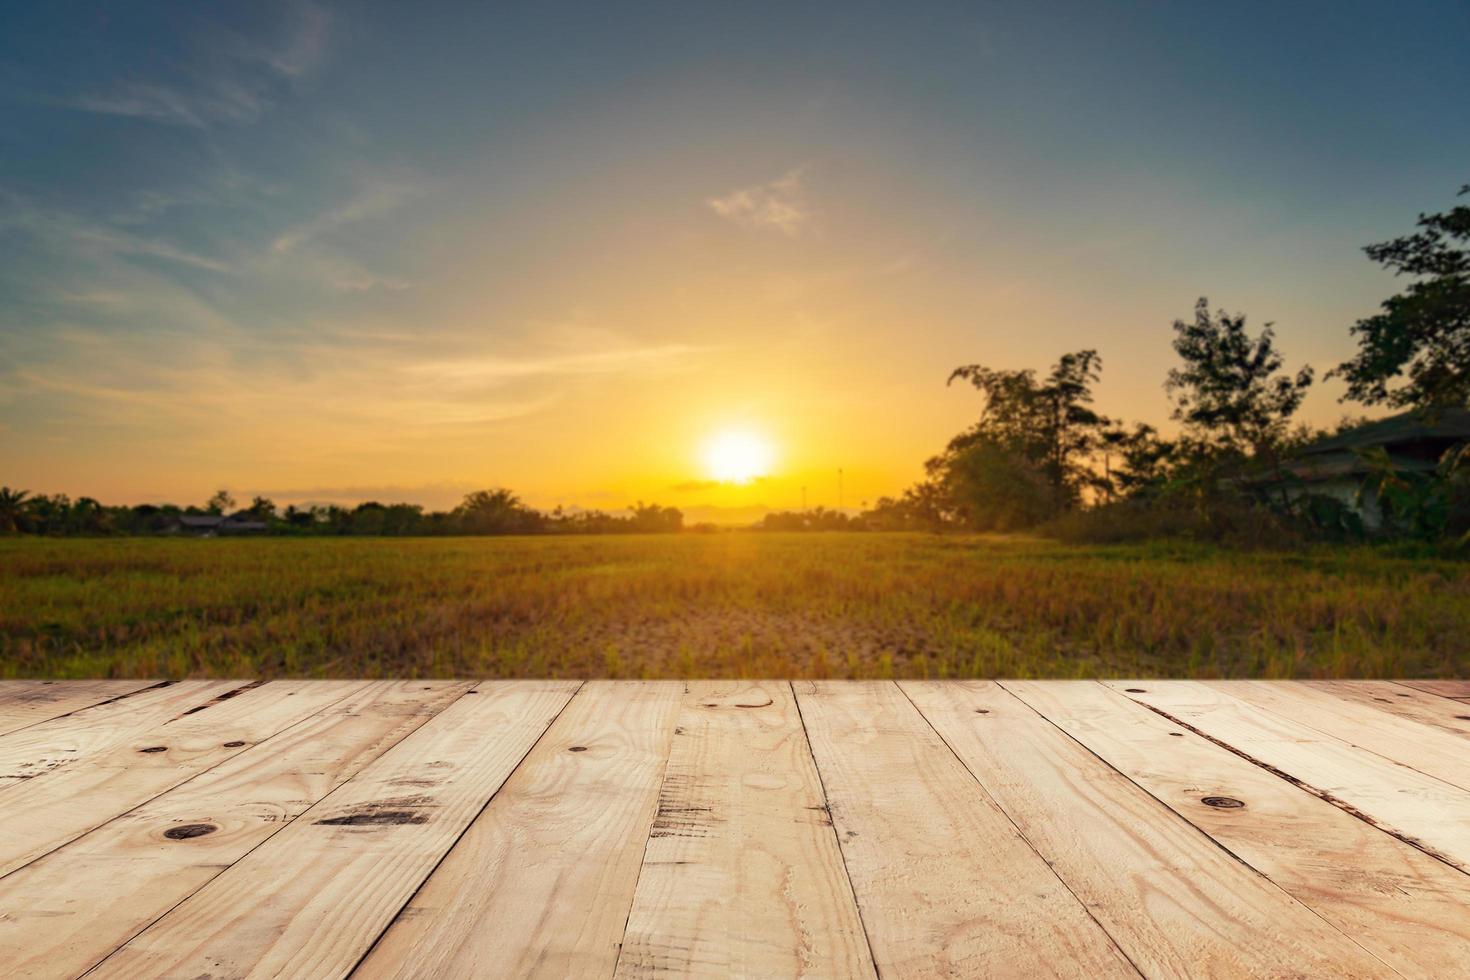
(4, 4, 1468, 520)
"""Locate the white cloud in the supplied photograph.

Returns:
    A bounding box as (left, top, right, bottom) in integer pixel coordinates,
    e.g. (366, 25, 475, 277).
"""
(707, 167, 812, 236)
(270, 179, 423, 254)
(404, 343, 703, 388)
(67, 4, 332, 128)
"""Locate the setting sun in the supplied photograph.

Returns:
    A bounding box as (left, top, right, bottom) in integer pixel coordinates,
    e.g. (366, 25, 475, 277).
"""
(702, 430, 776, 485)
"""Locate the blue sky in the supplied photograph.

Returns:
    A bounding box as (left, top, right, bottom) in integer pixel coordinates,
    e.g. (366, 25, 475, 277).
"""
(2, 1, 1468, 513)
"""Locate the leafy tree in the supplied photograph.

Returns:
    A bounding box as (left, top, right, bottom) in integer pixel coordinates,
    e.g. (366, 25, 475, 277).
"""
(860, 482, 947, 531)
(248, 496, 277, 521)
(627, 502, 683, 533)
(0, 487, 29, 534)
(1166, 298, 1313, 459)
(205, 489, 236, 515)
(941, 440, 1056, 531)
(946, 350, 1109, 512)
(454, 488, 544, 535)
(1098, 423, 1176, 499)
(70, 496, 109, 534)
(1335, 186, 1470, 409)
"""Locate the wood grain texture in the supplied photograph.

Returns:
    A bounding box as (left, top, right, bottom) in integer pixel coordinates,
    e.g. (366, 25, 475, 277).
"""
(0, 680, 244, 786)
(0, 680, 160, 737)
(1394, 680, 1470, 701)
(614, 681, 875, 980)
(904, 680, 1392, 979)
(1306, 680, 1470, 740)
(0, 680, 470, 979)
(1007, 680, 1470, 979)
(88, 680, 579, 980)
(0, 680, 360, 878)
(795, 680, 1137, 979)
(1210, 680, 1470, 791)
(1109, 680, 1470, 873)
(356, 680, 681, 980)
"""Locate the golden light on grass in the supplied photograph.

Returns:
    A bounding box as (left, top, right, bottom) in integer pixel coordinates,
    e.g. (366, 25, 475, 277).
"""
(702, 429, 775, 485)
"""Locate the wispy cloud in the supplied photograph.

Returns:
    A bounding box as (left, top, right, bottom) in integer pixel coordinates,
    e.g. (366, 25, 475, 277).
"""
(708, 167, 812, 236)
(70, 78, 268, 128)
(270, 178, 423, 254)
(2, 190, 235, 274)
(671, 476, 770, 493)
(405, 343, 703, 387)
(66, 4, 332, 128)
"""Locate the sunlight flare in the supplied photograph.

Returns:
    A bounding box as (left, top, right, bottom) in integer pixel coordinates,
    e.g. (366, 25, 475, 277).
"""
(702, 429, 775, 484)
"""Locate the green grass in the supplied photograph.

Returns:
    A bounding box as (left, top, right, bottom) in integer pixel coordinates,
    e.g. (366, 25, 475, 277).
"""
(1, 533, 1466, 679)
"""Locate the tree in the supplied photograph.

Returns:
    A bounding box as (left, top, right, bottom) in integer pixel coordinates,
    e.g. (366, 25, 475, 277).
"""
(1334, 185, 1470, 409)
(946, 350, 1109, 513)
(941, 440, 1056, 531)
(454, 488, 544, 535)
(1098, 423, 1176, 499)
(205, 489, 235, 515)
(248, 496, 277, 521)
(627, 502, 682, 533)
(0, 487, 28, 534)
(1166, 298, 1313, 459)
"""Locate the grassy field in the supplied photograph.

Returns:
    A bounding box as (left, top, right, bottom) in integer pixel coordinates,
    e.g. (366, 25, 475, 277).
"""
(1, 533, 1467, 680)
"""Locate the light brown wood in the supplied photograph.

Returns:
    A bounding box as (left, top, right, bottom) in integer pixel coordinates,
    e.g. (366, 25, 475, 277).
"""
(0, 680, 361, 878)
(0, 679, 1464, 976)
(0, 680, 470, 979)
(356, 680, 682, 980)
(1395, 680, 1470, 701)
(614, 681, 875, 980)
(1209, 680, 1470, 792)
(1307, 680, 1470, 740)
(1006, 679, 1470, 979)
(89, 680, 579, 980)
(1108, 680, 1470, 873)
(0, 679, 244, 786)
(0, 680, 160, 736)
(794, 680, 1136, 979)
(904, 680, 1391, 978)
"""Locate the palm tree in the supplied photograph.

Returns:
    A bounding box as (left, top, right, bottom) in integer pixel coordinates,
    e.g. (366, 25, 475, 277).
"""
(0, 487, 29, 534)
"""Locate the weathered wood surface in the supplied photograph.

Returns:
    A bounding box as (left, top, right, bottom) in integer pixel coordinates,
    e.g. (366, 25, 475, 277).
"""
(0, 680, 159, 737)
(1, 679, 1466, 979)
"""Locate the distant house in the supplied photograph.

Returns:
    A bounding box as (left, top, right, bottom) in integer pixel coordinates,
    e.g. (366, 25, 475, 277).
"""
(176, 511, 270, 536)
(1255, 408, 1470, 529)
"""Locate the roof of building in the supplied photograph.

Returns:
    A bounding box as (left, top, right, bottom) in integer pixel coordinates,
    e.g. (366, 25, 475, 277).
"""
(1281, 451, 1439, 482)
(1299, 407, 1470, 457)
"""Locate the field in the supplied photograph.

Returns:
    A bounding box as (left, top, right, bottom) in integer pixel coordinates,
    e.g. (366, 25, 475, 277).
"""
(1, 533, 1467, 680)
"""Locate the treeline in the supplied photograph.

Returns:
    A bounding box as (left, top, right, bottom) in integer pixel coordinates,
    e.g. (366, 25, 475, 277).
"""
(0, 487, 690, 537)
(863, 184, 1470, 545)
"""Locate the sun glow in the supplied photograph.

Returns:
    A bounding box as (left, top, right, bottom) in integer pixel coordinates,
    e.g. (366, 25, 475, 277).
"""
(702, 429, 775, 485)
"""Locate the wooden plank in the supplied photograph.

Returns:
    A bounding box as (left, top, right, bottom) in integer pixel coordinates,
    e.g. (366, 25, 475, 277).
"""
(1396, 680, 1470, 701)
(1108, 681, 1470, 873)
(1209, 680, 1470, 792)
(357, 681, 681, 980)
(0, 680, 471, 980)
(0, 679, 244, 786)
(794, 681, 1136, 979)
(88, 681, 579, 980)
(612, 681, 874, 980)
(904, 681, 1392, 978)
(1007, 680, 1470, 978)
(0, 680, 160, 736)
(0, 680, 361, 878)
(1306, 680, 1470, 740)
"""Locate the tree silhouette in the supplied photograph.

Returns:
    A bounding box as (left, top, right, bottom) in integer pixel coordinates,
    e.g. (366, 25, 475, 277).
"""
(1166, 298, 1313, 459)
(1334, 185, 1470, 409)
(0, 487, 28, 534)
(206, 489, 236, 515)
(946, 349, 1109, 512)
